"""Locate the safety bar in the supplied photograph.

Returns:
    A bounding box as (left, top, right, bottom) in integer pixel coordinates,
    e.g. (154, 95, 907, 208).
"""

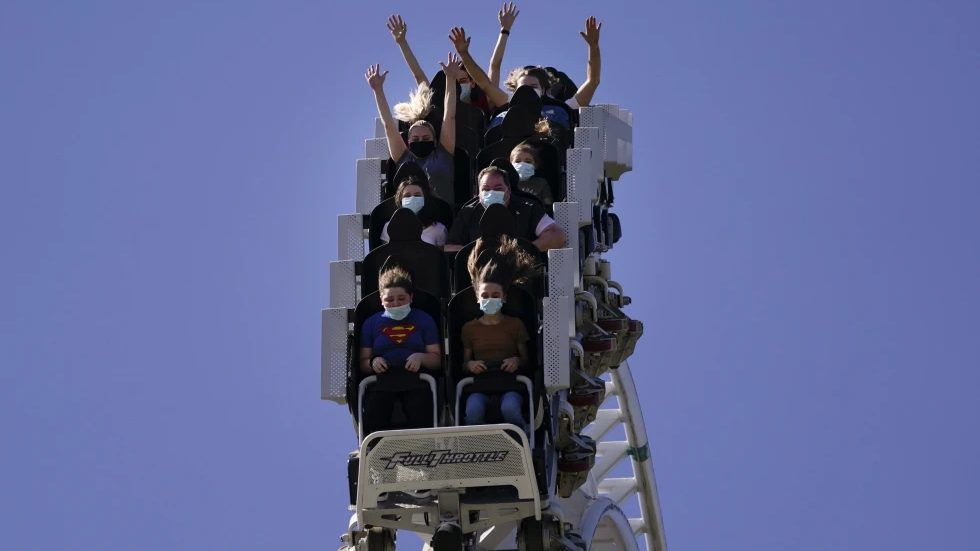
(455, 375, 535, 449)
(357, 373, 438, 442)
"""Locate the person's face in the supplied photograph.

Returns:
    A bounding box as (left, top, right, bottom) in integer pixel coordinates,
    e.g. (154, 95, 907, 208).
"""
(380, 286, 412, 308)
(516, 75, 544, 96)
(401, 184, 423, 199)
(479, 173, 510, 205)
(458, 73, 473, 86)
(511, 150, 536, 165)
(408, 126, 434, 143)
(477, 282, 505, 300)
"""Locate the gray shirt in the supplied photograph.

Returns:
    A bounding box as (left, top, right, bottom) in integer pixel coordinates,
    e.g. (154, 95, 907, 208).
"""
(397, 145, 455, 205)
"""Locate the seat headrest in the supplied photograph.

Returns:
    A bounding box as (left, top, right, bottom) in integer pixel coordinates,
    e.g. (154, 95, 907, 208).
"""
(544, 66, 578, 102)
(487, 157, 519, 188)
(479, 203, 518, 239)
(387, 208, 424, 242)
(392, 161, 430, 190)
(509, 85, 543, 109)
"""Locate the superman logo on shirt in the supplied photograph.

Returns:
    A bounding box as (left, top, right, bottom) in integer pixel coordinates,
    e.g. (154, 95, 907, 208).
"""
(381, 323, 417, 345)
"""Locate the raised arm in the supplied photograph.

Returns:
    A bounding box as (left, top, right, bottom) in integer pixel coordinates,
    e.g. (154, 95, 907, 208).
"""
(488, 2, 519, 86)
(449, 27, 510, 108)
(387, 15, 429, 86)
(573, 16, 602, 107)
(438, 53, 464, 154)
(365, 64, 407, 161)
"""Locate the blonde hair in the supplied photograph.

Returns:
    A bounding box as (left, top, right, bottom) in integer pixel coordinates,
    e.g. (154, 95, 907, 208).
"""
(393, 82, 434, 123)
(509, 143, 541, 165)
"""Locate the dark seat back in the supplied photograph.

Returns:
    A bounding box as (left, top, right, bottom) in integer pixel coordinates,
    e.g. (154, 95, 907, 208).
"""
(362, 209, 450, 298)
(368, 196, 453, 251)
(450, 203, 547, 298)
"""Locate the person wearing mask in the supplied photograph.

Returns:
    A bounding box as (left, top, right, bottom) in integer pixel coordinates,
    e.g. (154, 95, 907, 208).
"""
(444, 166, 566, 252)
(509, 143, 554, 206)
(359, 267, 442, 436)
(448, 16, 602, 129)
(380, 177, 449, 246)
(386, 5, 519, 116)
(461, 237, 538, 436)
(365, 56, 462, 204)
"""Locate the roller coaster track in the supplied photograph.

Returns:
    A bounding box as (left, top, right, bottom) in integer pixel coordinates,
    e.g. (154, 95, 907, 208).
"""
(322, 104, 668, 550)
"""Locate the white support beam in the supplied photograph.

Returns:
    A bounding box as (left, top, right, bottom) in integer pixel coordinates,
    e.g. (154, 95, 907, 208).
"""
(594, 441, 629, 481)
(599, 478, 638, 505)
(583, 408, 623, 442)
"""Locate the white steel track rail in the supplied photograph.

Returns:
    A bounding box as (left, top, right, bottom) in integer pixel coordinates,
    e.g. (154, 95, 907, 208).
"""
(581, 361, 668, 551)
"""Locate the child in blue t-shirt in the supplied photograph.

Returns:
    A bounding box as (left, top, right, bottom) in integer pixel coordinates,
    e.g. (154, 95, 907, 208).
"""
(359, 267, 441, 436)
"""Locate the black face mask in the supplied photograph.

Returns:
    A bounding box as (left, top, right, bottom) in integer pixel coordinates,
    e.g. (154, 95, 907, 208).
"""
(409, 140, 435, 158)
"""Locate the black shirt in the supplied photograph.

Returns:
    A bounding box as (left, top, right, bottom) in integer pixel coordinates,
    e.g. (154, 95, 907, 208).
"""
(447, 196, 550, 246)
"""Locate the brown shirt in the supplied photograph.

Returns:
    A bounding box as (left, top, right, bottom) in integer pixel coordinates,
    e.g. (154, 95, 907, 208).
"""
(461, 315, 529, 362)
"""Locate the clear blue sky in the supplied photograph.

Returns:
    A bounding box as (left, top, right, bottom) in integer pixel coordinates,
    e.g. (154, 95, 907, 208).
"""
(2, 1, 978, 549)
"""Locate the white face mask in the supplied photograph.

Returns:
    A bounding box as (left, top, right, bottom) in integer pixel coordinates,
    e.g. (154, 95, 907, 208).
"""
(401, 195, 424, 213)
(479, 297, 504, 315)
(480, 190, 506, 206)
(382, 304, 411, 321)
(459, 83, 472, 102)
(513, 162, 535, 181)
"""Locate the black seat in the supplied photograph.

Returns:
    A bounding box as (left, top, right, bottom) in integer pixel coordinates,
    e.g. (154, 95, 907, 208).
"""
(362, 209, 450, 299)
(450, 203, 547, 298)
(368, 197, 453, 252)
(517, 138, 564, 204)
(383, 158, 428, 201)
(452, 147, 474, 210)
(456, 101, 487, 146)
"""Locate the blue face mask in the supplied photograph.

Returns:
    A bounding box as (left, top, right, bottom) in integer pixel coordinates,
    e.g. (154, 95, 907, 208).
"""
(513, 162, 535, 181)
(401, 195, 424, 213)
(382, 304, 411, 321)
(481, 190, 506, 206)
(479, 298, 504, 315)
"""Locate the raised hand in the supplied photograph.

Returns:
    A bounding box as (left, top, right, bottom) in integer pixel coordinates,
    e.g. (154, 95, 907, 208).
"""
(501, 357, 520, 373)
(449, 27, 471, 55)
(386, 14, 407, 42)
(440, 52, 467, 80)
(365, 64, 388, 90)
(499, 2, 519, 30)
(580, 16, 602, 47)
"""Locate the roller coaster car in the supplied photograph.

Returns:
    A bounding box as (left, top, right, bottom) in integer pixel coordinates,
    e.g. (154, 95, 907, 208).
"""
(350, 287, 546, 543)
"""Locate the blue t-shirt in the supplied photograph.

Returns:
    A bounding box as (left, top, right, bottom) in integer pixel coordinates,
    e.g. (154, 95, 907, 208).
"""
(360, 309, 439, 365)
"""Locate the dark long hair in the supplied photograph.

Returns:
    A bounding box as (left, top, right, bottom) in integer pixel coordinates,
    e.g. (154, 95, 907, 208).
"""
(467, 236, 538, 293)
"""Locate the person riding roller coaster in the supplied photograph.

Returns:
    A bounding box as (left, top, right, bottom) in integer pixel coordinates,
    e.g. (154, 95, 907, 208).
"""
(380, 176, 449, 247)
(443, 165, 566, 252)
(448, 15, 602, 129)
(461, 236, 539, 436)
(365, 53, 463, 206)
(359, 266, 442, 436)
(386, 3, 521, 118)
